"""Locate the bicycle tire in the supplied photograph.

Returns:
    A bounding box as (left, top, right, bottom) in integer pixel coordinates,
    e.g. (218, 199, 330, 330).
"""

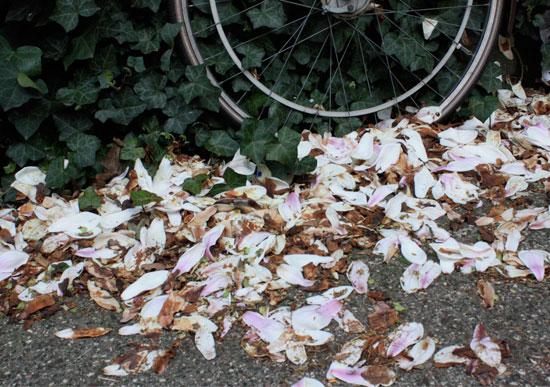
(170, 0, 505, 124)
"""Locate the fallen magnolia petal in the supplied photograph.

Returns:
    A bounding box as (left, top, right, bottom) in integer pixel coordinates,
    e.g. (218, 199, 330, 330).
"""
(55, 327, 111, 339)
(399, 236, 427, 265)
(0, 250, 29, 281)
(397, 336, 436, 370)
(284, 254, 333, 268)
(120, 270, 170, 301)
(327, 361, 370, 386)
(434, 345, 470, 367)
(476, 279, 496, 308)
(291, 377, 324, 387)
(225, 149, 256, 175)
(415, 106, 441, 124)
(277, 264, 315, 287)
(103, 349, 167, 376)
(470, 324, 501, 368)
(517, 250, 547, 281)
(291, 299, 342, 331)
(346, 260, 370, 294)
(172, 243, 206, 275)
(400, 260, 442, 294)
(387, 322, 424, 358)
(334, 337, 367, 366)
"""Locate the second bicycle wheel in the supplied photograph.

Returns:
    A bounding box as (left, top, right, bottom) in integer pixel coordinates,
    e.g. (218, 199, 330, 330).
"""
(171, 0, 504, 126)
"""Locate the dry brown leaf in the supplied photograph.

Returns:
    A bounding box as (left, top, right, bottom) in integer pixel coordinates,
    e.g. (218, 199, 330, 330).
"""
(477, 279, 496, 308)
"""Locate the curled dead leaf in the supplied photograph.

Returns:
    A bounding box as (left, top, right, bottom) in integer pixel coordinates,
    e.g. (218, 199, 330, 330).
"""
(477, 279, 496, 308)
(55, 327, 112, 339)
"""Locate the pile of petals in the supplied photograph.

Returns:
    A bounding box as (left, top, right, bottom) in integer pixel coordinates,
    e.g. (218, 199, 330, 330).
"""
(0, 88, 548, 385)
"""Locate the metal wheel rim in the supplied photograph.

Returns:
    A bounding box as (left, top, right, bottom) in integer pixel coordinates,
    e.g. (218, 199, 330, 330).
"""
(170, 0, 504, 123)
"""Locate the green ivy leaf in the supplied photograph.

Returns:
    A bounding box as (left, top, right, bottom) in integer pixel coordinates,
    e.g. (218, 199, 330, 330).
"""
(66, 133, 101, 167)
(6, 143, 46, 167)
(127, 56, 146, 73)
(132, 0, 162, 12)
(223, 168, 247, 187)
(161, 23, 181, 45)
(479, 61, 503, 93)
(178, 65, 220, 108)
(247, 0, 286, 29)
(63, 27, 99, 69)
(266, 127, 300, 166)
(468, 94, 499, 121)
(11, 46, 43, 77)
(182, 174, 208, 195)
(56, 74, 100, 107)
(239, 121, 277, 165)
(46, 157, 70, 189)
(131, 189, 163, 206)
(294, 156, 317, 175)
(7, 99, 51, 140)
(50, 0, 99, 32)
(95, 89, 147, 125)
(53, 113, 93, 141)
(78, 187, 101, 210)
(236, 44, 265, 69)
(134, 73, 168, 109)
(121, 136, 146, 160)
(206, 131, 240, 157)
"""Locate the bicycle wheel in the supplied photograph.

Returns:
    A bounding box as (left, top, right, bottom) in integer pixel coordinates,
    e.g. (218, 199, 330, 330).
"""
(170, 0, 504, 126)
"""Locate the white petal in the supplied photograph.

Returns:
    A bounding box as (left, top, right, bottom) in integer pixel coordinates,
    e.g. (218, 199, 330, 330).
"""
(399, 236, 427, 264)
(397, 337, 436, 370)
(470, 324, 501, 367)
(346, 261, 369, 294)
(121, 270, 170, 301)
(414, 167, 435, 199)
(277, 264, 315, 287)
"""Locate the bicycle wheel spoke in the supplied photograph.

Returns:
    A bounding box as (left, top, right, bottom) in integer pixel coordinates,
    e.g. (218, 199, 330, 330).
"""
(328, 16, 352, 115)
(382, 11, 462, 80)
(202, 12, 314, 63)
(345, 18, 447, 101)
(258, 0, 317, 117)
(282, 33, 330, 127)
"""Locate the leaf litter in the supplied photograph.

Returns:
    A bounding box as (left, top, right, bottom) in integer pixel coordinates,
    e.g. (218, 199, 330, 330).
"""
(0, 89, 549, 385)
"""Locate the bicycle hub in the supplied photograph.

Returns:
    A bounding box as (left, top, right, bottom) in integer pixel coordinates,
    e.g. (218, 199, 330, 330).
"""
(321, 0, 373, 19)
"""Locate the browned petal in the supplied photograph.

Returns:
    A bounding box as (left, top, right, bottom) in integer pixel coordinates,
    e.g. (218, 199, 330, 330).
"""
(477, 279, 496, 308)
(368, 301, 399, 333)
(19, 294, 56, 320)
(362, 365, 396, 386)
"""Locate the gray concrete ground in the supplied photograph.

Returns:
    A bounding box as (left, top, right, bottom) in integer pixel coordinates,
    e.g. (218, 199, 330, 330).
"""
(1, 211, 549, 386)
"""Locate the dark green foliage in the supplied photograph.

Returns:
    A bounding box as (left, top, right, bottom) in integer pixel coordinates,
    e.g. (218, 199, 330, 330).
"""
(0, 0, 547, 203)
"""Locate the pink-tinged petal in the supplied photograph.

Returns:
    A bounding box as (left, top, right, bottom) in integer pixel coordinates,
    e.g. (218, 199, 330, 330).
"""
(368, 184, 398, 207)
(347, 261, 370, 294)
(0, 250, 29, 279)
(419, 261, 442, 288)
(387, 322, 424, 358)
(242, 311, 285, 343)
(172, 243, 206, 276)
(327, 362, 370, 386)
(202, 225, 225, 259)
(517, 250, 547, 281)
(237, 231, 271, 251)
(291, 301, 341, 332)
(397, 337, 436, 370)
(470, 324, 501, 367)
(400, 261, 441, 294)
(399, 236, 427, 264)
(200, 272, 232, 296)
(291, 377, 324, 387)
(286, 191, 301, 213)
(120, 270, 170, 301)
